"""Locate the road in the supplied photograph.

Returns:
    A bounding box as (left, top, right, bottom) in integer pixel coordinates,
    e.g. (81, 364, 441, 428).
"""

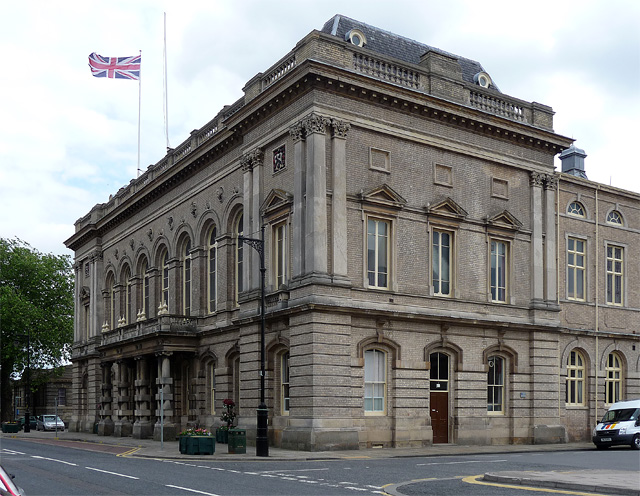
(1, 437, 638, 495)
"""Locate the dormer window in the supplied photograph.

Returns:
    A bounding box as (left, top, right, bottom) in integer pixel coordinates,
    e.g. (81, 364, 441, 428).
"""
(346, 29, 366, 47)
(474, 71, 492, 88)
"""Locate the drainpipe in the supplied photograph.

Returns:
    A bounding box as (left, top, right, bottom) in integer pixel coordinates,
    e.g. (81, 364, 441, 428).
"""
(594, 187, 599, 428)
(557, 176, 561, 419)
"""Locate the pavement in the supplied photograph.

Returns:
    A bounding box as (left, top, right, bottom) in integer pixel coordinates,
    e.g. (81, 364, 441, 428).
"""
(2, 429, 639, 495)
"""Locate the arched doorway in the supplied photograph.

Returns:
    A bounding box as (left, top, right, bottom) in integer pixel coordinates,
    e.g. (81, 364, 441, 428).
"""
(429, 352, 449, 444)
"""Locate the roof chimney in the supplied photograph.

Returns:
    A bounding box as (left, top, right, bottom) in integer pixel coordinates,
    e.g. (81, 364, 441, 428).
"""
(559, 144, 587, 179)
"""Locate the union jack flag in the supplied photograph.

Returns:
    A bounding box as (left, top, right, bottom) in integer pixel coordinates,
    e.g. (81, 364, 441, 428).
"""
(88, 52, 141, 80)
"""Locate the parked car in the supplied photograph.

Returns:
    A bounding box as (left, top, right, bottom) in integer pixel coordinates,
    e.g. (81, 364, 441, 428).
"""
(17, 416, 37, 431)
(36, 415, 65, 432)
(0, 464, 25, 496)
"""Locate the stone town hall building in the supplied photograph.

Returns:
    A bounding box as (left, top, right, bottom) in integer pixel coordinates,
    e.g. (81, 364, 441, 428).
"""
(65, 15, 639, 450)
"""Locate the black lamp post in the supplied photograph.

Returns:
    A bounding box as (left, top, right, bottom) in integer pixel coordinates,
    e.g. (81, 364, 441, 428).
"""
(238, 225, 269, 457)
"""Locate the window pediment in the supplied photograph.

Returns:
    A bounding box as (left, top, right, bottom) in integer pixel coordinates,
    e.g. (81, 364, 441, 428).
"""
(359, 184, 406, 210)
(486, 210, 522, 233)
(427, 197, 468, 223)
(261, 189, 293, 219)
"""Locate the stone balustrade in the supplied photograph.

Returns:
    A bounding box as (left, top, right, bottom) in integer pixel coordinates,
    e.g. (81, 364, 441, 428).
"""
(262, 53, 297, 90)
(353, 53, 420, 89)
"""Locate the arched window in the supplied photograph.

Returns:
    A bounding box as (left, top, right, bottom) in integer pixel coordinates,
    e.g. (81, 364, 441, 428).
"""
(235, 213, 244, 303)
(487, 356, 504, 413)
(139, 257, 149, 319)
(105, 272, 115, 331)
(161, 249, 169, 312)
(182, 239, 191, 315)
(281, 352, 290, 415)
(566, 350, 585, 406)
(122, 266, 131, 324)
(605, 352, 622, 404)
(364, 349, 386, 413)
(606, 210, 623, 225)
(208, 227, 217, 314)
(567, 201, 585, 217)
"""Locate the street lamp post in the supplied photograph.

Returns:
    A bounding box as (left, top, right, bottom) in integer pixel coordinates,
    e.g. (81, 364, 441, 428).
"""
(238, 225, 269, 457)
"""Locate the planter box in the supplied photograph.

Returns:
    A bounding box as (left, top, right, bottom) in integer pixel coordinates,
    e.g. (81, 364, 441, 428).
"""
(179, 436, 215, 455)
(216, 428, 229, 444)
(2, 423, 20, 433)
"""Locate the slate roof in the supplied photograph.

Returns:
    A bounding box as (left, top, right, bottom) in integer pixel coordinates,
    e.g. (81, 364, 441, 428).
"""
(320, 15, 500, 92)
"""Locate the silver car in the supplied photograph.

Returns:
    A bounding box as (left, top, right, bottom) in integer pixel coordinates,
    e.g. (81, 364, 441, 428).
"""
(36, 415, 65, 431)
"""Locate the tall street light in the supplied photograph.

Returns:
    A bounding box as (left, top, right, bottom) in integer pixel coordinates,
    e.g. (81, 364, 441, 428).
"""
(238, 225, 269, 457)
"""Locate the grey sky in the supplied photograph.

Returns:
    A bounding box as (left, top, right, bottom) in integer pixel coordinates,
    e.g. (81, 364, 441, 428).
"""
(1, 0, 638, 255)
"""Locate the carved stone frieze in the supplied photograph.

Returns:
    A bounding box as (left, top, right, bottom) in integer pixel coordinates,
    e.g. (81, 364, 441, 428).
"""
(168, 216, 174, 231)
(190, 202, 197, 218)
(147, 229, 154, 242)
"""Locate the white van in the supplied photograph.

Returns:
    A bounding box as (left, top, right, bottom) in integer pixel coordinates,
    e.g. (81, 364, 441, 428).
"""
(592, 399, 640, 450)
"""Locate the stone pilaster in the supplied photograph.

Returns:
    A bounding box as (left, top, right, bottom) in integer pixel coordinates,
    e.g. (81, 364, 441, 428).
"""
(331, 119, 350, 280)
(241, 152, 255, 292)
(303, 113, 330, 278)
(251, 150, 264, 291)
(544, 175, 558, 303)
(530, 172, 544, 304)
(89, 249, 103, 338)
(290, 121, 306, 279)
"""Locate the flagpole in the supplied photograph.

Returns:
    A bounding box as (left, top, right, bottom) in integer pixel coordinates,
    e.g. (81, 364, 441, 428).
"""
(137, 49, 142, 177)
(163, 12, 170, 149)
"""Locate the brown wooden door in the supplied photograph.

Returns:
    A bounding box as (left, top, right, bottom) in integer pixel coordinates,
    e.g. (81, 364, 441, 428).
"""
(430, 391, 449, 443)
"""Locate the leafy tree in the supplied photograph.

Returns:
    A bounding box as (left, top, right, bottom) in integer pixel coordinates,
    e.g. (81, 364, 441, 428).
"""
(0, 238, 74, 421)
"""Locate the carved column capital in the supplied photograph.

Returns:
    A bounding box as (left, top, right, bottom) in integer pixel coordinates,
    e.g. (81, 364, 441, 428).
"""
(241, 148, 264, 171)
(289, 122, 305, 142)
(89, 249, 103, 263)
(303, 113, 331, 135)
(529, 171, 544, 187)
(331, 119, 351, 139)
(543, 174, 558, 191)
